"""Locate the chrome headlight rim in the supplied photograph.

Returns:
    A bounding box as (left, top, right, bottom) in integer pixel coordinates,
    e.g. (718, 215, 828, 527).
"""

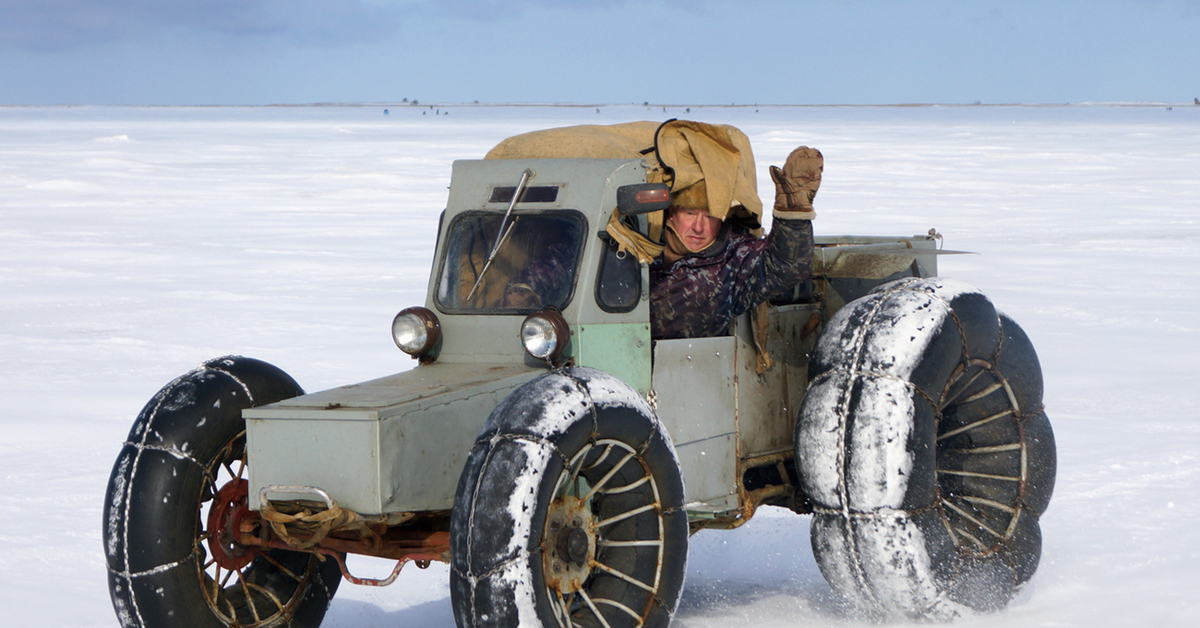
(392, 306, 441, 359)
(520, 308, 570, 363)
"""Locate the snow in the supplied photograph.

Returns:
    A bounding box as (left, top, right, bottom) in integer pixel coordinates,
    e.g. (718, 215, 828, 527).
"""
(2, 103, 1199, 627)
(491, 437, 551, 627)
(811, 511, 965, 620)
(800, 278, 996, 512)
(573, 366, 653, 415)
(497, 437, 552, 560)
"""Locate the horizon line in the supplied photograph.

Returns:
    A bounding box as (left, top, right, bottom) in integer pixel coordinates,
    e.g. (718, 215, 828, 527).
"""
(3, 100, 1198, 109)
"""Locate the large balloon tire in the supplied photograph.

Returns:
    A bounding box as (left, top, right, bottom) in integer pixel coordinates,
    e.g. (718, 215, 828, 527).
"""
(103, 356, 342, 628)
(450, 367, 688, 628)
(796, 278, 1056, 620)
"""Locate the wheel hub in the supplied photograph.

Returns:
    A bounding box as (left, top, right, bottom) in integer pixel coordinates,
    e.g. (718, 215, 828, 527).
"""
(543, 495, 595, 593)
(206, 478, 259, 571)
(558, 526, 589, 566)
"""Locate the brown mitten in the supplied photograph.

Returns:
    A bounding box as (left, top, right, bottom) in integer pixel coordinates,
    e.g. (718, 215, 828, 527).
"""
(769, 146, 823, 219)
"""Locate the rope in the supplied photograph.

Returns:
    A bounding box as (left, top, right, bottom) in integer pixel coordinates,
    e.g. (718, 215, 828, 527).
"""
(259, 501, 362, 549)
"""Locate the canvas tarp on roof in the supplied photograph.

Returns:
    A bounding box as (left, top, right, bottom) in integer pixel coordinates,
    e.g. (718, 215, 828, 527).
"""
(486, 120, 764, 261)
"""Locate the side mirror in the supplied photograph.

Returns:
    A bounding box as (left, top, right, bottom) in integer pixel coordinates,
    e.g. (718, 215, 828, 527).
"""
(617, 183, 670, 215)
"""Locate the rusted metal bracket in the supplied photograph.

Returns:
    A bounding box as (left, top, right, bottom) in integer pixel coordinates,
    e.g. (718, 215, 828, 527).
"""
(315, 550, 406, 587)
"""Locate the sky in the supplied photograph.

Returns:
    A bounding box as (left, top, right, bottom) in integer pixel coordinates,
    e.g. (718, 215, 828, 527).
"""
(1, 0, 1198, 106)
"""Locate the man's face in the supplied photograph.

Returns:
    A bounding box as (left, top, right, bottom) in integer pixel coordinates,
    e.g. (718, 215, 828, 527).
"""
(665, 207, 722, 257)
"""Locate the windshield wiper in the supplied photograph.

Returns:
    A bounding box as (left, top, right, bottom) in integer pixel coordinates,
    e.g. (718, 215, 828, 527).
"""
(467, 168, 535, 302)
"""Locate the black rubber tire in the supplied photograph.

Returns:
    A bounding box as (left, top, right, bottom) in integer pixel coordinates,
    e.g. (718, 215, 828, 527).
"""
(796, 278, 1056, 620)
(450, 367, 688, 628)
(102, 356, 342, 628)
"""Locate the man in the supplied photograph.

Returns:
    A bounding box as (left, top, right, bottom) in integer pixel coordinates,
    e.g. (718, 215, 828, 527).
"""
(649, 146, 822, 340)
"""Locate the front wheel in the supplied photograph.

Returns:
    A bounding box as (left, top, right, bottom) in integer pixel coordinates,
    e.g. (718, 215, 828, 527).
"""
(450, 367, 688, 628)
(102, 356, 341, 628)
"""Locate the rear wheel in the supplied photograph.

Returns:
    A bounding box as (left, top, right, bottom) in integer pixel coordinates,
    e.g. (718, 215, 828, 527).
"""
(103, 356, 341, 628)
(450, 367, 688, 628)
(797, 278, 1056, 619)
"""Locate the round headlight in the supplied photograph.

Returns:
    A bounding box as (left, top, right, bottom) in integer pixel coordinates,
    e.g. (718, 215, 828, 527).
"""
(520, 309, 570, 363)
(392, 307, 441, 359)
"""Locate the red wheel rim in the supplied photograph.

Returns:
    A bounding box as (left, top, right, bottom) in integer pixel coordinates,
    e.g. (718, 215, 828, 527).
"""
(206, 478, 259, 571)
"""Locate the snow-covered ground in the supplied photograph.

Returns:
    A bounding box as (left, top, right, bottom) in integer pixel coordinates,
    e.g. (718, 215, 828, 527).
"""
(2, 103, 1197, 627)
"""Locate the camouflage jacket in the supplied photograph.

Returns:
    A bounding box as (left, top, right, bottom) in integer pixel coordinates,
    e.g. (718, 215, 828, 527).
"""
(649, 217, 814, 340)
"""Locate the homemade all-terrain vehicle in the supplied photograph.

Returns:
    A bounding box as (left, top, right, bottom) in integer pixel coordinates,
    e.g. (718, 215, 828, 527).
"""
(103, 121, 1056, 628)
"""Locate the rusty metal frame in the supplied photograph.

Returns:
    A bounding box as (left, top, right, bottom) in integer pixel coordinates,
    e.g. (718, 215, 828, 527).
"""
(234, 511, 451, 587)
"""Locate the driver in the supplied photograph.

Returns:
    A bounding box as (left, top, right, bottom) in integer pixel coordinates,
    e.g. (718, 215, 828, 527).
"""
(650, 146, 822, 339)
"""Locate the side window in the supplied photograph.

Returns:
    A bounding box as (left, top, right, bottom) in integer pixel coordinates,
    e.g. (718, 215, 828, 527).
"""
(595, 238, 641, 313)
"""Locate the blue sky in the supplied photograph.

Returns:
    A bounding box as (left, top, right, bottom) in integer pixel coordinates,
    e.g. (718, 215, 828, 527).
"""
(1, 0, 1197, 105)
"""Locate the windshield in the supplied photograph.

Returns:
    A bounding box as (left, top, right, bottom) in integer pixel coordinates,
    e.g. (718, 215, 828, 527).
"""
(436, 211, 586, 313)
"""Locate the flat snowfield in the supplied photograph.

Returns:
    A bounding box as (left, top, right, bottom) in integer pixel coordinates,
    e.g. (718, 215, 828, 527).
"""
(2, 104, 1197, 627)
